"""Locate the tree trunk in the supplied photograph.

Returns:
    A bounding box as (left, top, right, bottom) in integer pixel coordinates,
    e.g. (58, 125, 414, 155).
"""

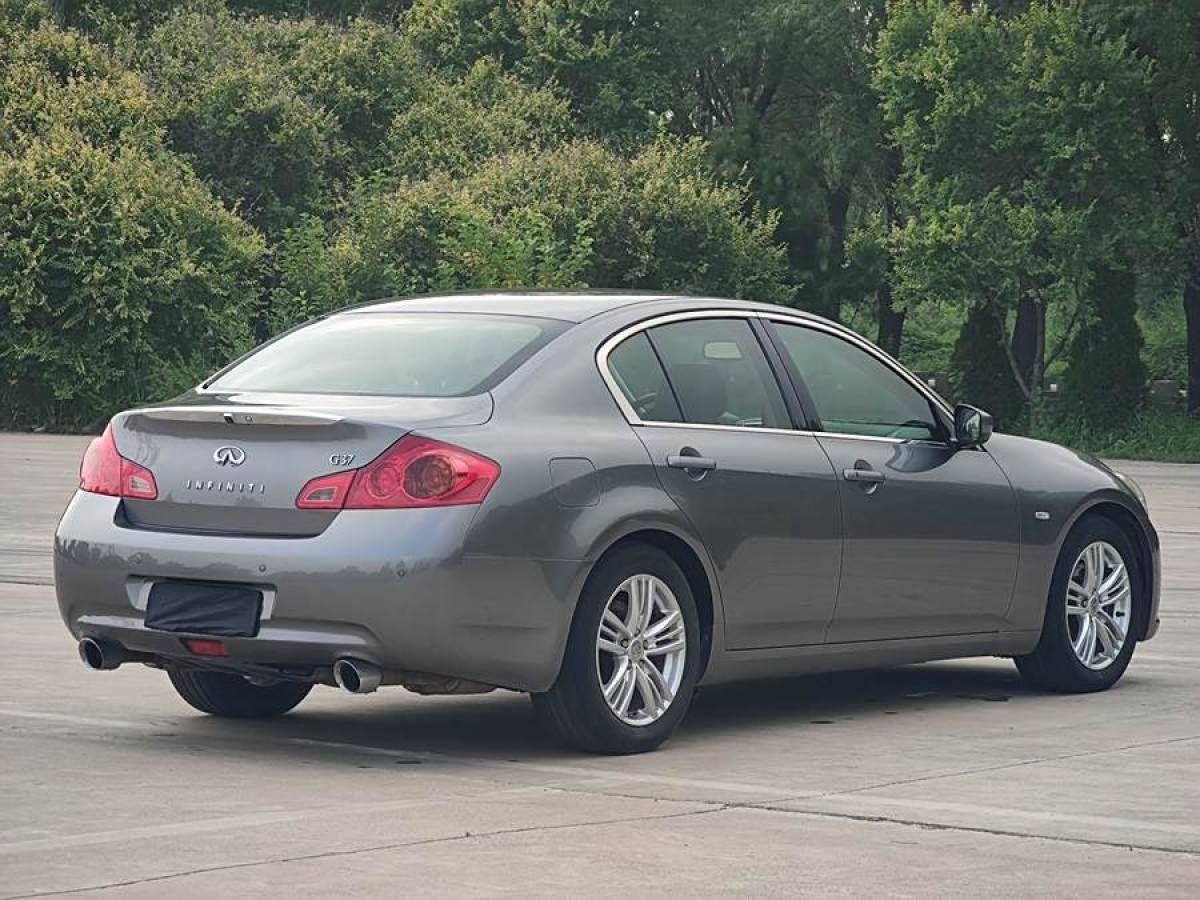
(876, 279, 905, 357)
(1010, 294, 1042, 395)
(1186, 252, 1200, 414)
(822, 183, 852, 323)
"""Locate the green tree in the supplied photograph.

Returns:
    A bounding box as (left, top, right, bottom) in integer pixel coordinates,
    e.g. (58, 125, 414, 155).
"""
(877, 1, 1159, 421)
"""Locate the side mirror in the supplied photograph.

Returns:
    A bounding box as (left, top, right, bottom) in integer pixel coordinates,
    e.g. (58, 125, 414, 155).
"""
(954, 404, 993, 447)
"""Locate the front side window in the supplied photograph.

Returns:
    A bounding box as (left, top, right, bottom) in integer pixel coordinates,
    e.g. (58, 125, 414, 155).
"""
(771, 322, 943, 440)
(207, 313, 565, 397)
(647, 318, 790, 429)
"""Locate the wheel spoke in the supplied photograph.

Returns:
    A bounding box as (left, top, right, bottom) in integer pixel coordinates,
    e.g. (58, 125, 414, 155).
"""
(644, 609, 681, 640)
(601, 609, 629, 643)
(1097, 608, 1126, 646)
(634, 576, 656, 633)
(598, 637, 625, 656)
(1097, 562, 1126, 597)
(647, 637, 686, 655)
(1087, 544, 1105, 592)
(1101, 582, 1131, 609)
(612, 665, 637, 717)
(642, 660, 674, 707)
(603, 657, 630, 702)
(1072, 616, 1093, 659)
(1094, 615, 1117, 658)
(634, 663, 664, 718)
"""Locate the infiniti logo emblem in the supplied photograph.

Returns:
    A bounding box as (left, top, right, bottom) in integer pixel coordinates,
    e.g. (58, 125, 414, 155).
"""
(213, 446, 246, 467)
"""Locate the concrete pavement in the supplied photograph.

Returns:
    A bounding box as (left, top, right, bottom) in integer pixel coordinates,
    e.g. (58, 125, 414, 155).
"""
(1, 434, 1197, 897)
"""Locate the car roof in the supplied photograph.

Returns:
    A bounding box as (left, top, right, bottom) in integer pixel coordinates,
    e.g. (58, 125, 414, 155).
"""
(341, 290, 822, 325)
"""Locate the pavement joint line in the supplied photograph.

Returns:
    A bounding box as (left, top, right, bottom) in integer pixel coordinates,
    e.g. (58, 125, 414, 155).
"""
(0, 784, 601, 856)
(742, 803, 1200, 859)
(775, 794, 1200, 840)
(801, 732, 1200, 802)
(286, 737, 803, 797)
(0, 805, 729, 900)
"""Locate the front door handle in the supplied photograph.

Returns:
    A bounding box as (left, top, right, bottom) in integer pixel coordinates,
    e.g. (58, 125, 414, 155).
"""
(667, 454, 717, 471)
(842, 467, 885, 484)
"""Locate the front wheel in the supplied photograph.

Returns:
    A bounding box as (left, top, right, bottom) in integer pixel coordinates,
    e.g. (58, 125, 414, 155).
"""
(168, 666, 312, 718)
(1015, 516, 1142, 693)
(532, 544, 701, 754)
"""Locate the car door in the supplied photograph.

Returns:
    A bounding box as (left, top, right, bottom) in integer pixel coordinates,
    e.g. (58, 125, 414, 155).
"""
(765, 318, 1020, 642)
(603, 314, 842, 649)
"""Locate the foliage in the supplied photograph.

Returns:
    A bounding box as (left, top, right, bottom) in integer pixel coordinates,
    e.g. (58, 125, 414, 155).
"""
(877, 0, 1160, 406)
(270, 139, 792, 328)
(1062, 265, 1146, 428)
(385, 57, 572, 180)
(0, 0, 1197, 450)
(951, 305, 1026, 430)
(406, 0, 671, 143)
(0, 131, 264, 429)
(1032, 410, 1200, 464)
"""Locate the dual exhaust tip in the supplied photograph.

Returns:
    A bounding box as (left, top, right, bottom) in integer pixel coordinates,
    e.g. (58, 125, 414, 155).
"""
(80, 636, 381, 695)
(78, 636, 125, 671)
(333, 658, 382, 694)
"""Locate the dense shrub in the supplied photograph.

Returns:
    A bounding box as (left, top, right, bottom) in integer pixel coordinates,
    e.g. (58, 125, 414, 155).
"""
(267, 140, 792, 327)
(950, 304, 1026, 431)
(385, 58, 572, 179)
(1063, 264, 1147, 428)
(0, 133, 264, 429)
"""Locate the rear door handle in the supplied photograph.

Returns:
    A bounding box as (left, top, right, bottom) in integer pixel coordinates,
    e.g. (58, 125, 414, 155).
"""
(667, 454, 717, 471)
(842, 467, 885, 484)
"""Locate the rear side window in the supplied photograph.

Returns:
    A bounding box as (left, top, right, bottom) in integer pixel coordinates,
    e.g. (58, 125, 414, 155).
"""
(606, 332, 682, 422)
(647, 319, 790, 429)
(207, 313, 565, 397)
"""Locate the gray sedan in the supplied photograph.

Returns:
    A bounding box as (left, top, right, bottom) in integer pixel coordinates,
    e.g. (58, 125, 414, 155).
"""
(54, 292, 1161, 753)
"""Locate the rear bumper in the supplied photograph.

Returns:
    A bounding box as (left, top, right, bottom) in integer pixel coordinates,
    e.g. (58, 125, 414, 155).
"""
(54, 491, 580, 692)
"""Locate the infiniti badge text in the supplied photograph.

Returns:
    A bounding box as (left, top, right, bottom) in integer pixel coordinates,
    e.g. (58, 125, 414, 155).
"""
(185, 478, 265, 494)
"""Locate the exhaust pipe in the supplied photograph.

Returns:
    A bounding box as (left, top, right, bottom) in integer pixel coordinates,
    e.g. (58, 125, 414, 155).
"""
(78, 637, 125, 671)
(333, 658, 382, 694)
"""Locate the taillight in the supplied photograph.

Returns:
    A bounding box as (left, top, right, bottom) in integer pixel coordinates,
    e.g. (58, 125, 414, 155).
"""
(79, 424, 158, 500)
(295, 435, 499, 510)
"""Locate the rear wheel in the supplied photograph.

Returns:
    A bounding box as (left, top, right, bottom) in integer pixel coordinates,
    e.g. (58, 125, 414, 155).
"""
(167, 666, 312, 718)
(1015, 516, 1142, 693)
(532, 544, 701, 754)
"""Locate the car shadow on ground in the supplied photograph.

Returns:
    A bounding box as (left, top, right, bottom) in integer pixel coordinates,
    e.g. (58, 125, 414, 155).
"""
(179, 660, 1062, 763)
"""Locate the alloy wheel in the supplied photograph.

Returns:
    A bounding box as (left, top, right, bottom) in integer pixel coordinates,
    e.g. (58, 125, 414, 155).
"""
(596, 573, 687, 726)
(1066, 540, 1132, 671)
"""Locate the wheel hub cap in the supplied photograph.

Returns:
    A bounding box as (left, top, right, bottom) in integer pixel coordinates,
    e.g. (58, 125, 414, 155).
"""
(596, 573, 687, 727)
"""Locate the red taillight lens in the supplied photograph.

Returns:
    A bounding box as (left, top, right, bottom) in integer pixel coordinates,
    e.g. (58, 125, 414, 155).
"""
(295, 470, 355, 509)
(79, 424, 157, 500)
(294, 436, 500, 511)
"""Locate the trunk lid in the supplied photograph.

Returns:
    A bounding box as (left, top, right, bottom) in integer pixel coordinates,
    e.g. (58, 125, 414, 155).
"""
(112, 391, 492, 537)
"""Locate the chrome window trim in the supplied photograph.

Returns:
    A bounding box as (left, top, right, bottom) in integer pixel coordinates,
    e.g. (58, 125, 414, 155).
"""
(595, 308, 953, 440)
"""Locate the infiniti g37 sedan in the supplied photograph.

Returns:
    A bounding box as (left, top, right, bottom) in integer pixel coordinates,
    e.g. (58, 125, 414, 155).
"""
(55, 292, 1161, 754)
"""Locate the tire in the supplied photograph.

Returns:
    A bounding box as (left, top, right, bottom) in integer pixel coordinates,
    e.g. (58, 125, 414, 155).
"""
(532, 544, 702, 754)
(1015, 515, 1142, 693)
(167, 666, 312, 718)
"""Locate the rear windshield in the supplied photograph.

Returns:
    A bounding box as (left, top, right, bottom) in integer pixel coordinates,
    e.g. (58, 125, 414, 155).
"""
(206, 313, 566, 397)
